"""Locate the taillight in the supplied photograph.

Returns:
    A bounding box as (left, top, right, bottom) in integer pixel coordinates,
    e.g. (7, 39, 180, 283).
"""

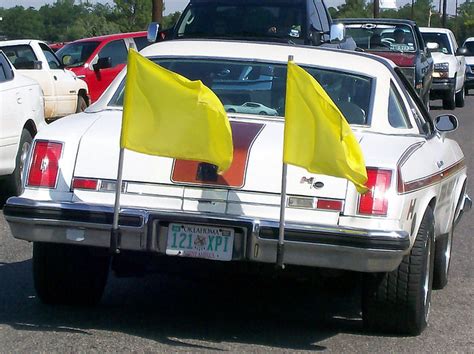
(27, 141, 62, 188)
(316, 198, 343, 211)
(358, 168, 392, 216)
(72, 177, 99, 190)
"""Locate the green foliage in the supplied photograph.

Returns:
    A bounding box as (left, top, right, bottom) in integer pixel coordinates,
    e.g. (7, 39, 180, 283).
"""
(0, 0, 470, 44)
(0, 0, 179, 42)
(332, 0, 371, 19)
(111, 0, 152, 32)
(162, 11, 182, 29)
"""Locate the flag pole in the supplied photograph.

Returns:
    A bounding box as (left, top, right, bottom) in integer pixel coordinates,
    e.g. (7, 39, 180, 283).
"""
(110, 147, 125, 254)
(276, 54, 293, 269)
(276, 162, 288, 269)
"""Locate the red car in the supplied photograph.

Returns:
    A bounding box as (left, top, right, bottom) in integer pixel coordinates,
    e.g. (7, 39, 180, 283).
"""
(56, 32, 149, 103)
(49, 42, 68, 52)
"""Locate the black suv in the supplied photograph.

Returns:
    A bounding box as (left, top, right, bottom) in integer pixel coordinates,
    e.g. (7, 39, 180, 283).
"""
(152, 0, 355, 49)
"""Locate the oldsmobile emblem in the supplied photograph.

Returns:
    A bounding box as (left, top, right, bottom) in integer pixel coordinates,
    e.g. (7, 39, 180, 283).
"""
(300, 177, 324, 189)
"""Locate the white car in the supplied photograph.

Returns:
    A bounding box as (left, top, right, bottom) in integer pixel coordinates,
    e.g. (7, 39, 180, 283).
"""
(0, 51, 45, 197)
(0, 39, 89, 121)
(224, 102, 278, 116)
(463, 37, 474, 94)
(4, 40, 470, 335)
(420, 27, 467, 109)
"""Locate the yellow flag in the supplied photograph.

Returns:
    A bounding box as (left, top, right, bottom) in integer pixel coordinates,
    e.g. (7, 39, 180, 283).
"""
(121, 49, 233, 173)
(283, 61, 368, 193)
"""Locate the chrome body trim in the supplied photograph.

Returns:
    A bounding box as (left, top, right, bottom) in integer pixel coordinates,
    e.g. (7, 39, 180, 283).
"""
(4, 197, 411, 272)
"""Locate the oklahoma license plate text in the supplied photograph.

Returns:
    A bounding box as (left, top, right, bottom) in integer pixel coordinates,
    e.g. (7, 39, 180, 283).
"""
(166, 223, 234, 261)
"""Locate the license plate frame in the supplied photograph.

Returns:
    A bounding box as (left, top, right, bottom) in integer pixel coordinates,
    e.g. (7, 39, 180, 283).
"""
(166, 223, 234, 261)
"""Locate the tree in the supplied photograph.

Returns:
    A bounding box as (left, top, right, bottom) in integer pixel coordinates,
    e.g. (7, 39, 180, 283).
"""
(332, 0, 371, 19)
(152, 0, 163, 23)
(112, 0, 152, 32)
(0, 6, 45, 40)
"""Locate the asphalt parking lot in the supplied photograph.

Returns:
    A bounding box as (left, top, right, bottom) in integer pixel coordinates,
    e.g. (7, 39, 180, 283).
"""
(0, 95, 473, 352)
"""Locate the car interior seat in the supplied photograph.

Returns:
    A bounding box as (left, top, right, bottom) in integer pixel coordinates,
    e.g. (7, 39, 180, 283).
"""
(14, 57, 34, 69)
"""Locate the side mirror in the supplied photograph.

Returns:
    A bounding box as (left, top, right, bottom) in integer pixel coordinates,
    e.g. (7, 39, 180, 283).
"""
(330, 23, 345, 43)
(456, 47, 468, 56)
(435, 114, 458, 132)
(93, 57, 112, 71)
(426, 42, 439, 51)
(147, 22, 160, 43)
(61, 55, 72, 66)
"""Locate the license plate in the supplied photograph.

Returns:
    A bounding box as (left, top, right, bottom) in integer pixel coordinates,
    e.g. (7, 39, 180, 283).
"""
(166, 223, 234, 261)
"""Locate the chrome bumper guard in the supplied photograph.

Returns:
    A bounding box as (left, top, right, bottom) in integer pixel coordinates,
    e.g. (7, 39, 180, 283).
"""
(4, 197, 410, 273)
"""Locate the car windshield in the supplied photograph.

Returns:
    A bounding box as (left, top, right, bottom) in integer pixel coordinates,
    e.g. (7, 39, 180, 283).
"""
(421, 32, 452, 54)
(109, 58, 373, 125)
(176, 3, 306, 44)
(56, 41, 100, 67)
(464, 41, 474, 56)
(345, 24, 417, 53)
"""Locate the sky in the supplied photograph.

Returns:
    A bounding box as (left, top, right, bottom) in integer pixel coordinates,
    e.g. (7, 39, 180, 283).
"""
(0, 0, 462, 15)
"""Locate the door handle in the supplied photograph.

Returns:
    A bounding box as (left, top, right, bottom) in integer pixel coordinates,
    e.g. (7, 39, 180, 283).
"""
(17, 97, 23, 104)
(54, 75, 58, 80)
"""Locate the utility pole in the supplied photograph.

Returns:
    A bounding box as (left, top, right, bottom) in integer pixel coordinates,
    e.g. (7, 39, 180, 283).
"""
(373, 0, 380, 18)
(152, 0, 163, 24)
(442, 0, 447, 27)
(455, 0, 458, 17)
(411, 0, 415, 20)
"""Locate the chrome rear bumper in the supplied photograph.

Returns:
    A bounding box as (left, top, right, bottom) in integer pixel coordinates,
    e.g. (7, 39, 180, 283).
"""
(4, 197, 410, 273)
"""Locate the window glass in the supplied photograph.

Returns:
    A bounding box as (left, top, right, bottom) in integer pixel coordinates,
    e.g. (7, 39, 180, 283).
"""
(57, 41, 99, 67)
(345, 23, 416, 52)
(396, 68, 432, 135)
(464, 41, 474, 55)
(0, 64, 6, 82)
(177, 3, 306, 44)
(98, 40, 127, 67)
(134, 37, 150, 51)
(421, 32, 452, 54)
(0, 53, 14, 82)
(109, 58, 373, 124)
(388, 82, 412, 128)
(0, 45, 38, 70)
(39, 43, 61, 69)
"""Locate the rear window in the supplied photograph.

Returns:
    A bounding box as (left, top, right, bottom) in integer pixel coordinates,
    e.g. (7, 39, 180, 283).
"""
(109, 58, 373, 125)
(0, 45, 38, 69)
(421, 32, 452, 54)
(57, 41, 100, 67)
(345, 23, 417, 53)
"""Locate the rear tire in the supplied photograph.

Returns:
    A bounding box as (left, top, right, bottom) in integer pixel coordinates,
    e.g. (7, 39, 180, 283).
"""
(33, 242, 110, 305)
(455, 85, 465, 108)
(362, 207, 435, 335)
(443, 86, 456, 110)
(3, 129, 32, 198)
(76, 95, 87, 113)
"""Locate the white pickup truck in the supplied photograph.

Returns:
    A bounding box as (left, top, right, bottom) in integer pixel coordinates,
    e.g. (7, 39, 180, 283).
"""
(0, 40, 89, 121)
(420, 27, 467, 109)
